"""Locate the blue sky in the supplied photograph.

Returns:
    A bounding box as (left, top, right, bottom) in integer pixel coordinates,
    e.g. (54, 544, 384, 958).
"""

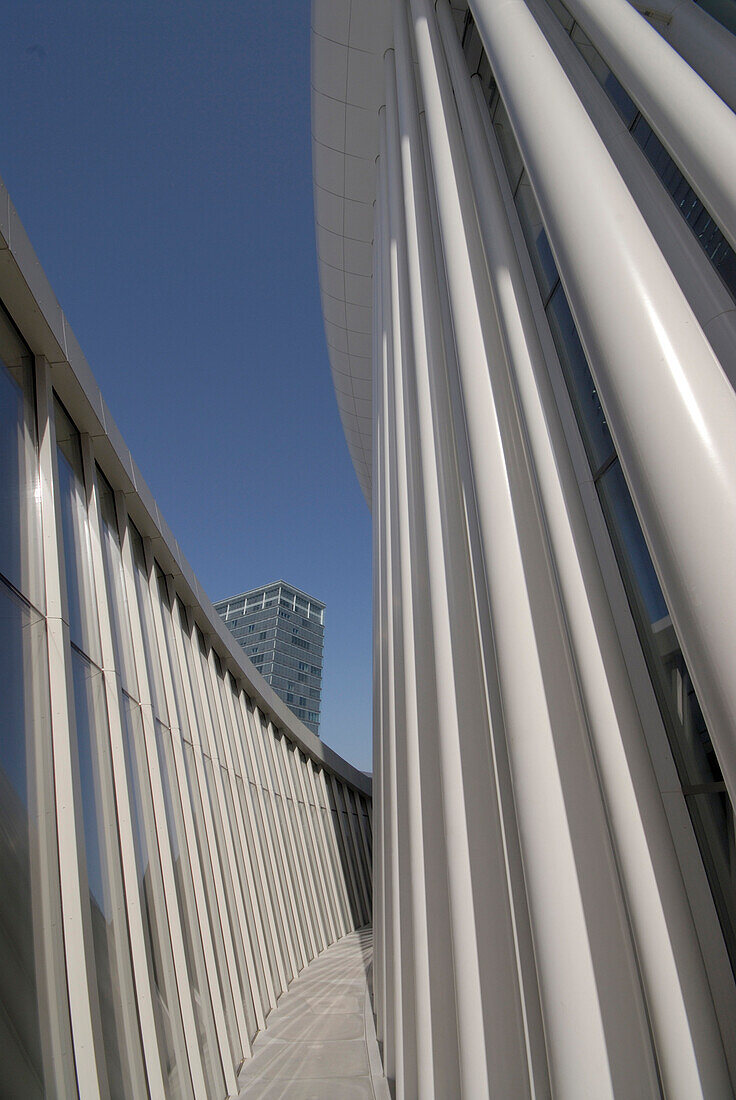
(0, 1, 373, 770)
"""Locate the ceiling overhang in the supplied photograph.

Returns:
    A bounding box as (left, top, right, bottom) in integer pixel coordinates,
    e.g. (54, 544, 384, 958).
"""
(311, 0, 392, 505)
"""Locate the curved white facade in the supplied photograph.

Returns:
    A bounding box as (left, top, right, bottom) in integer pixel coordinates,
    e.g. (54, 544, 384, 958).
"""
(313, 0, 736, 1096)
(0, 171, 372, 1097)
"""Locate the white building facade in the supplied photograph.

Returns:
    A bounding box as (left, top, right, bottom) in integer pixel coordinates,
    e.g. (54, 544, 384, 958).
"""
(0, 174, 372, 1097)
(312, 0, 736, 1095)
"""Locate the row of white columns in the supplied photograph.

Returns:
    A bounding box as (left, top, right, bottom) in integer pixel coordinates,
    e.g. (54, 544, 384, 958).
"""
(371, 0, 736, 1095)
(35, 358, 373, 1099)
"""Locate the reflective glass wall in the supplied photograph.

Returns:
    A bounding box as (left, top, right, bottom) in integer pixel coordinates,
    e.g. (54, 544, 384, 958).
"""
(0, 302, 372, 1099)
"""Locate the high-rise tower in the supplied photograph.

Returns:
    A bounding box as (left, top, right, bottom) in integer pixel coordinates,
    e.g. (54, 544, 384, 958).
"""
(215, 581, 325, 735)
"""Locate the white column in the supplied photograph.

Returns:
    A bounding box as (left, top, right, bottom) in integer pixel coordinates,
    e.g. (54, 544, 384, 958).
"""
(305, 755, 348, 941)
(36, 358, 103, 1100)
(162, 583, 239, 1096)
(176, 607, 253, 1057)
(233, 689, 291, 992)
(524, 0, 736, 391)
(563, 0, 736, 251)
(391, 2, 539, 1088)
(437, 3, 733, 1094)
(377, 103, 410, 1093)
(80, 437, 166, 1100)
(632, 0, 736, 114)
(469, 0, 736, 811)
(118, 518, 204, 1097)
(250, 707, 308, 970)
(371, 173, 386, 1045)
(407, 0, 676, 1092)
(239, 698, 300, 982)
(216, 675, 278, 1010)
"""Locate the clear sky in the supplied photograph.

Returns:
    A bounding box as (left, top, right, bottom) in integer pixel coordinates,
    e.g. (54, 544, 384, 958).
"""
(0, 1, 373, 770)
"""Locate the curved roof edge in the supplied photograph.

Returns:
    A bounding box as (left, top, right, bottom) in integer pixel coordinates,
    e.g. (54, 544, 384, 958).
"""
(0, 171, 370, 798)
(310, 0, 392, 505)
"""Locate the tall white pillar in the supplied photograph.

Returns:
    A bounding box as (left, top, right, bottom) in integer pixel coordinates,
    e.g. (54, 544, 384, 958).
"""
(563, 0, 736, 251)
(436, 3, 733, 1094)
(469, 0, 736, 812)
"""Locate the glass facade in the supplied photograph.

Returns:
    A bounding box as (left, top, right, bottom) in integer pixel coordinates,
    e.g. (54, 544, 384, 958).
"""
(0, 292, 372, 1098)
(0, 310, 72, 1100)
(463, 10, 736, 975)
(214, 582, 325, 735)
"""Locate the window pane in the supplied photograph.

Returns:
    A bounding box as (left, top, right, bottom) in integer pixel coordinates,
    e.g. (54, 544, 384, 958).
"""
(71, 650, 147, 1100)
(597, 460, 736, 969)
(120, 695, 192, 1100)
(569, 23, 637, 126)
(182, 741, 240, 1068)
(630, 117, 736, 302)
(596, 460, 668, 625)
(154, 722, 225, 1100)
(203, 757, 258, 1040)
(686, 790, 736, 958)
(128, 526, 168, 723)
(0, 579, 69, 1098)
(55, 397, 100, 663)
(0, 313, 43, 610)
(491, 93, 524, 194)
(154, 570, 189, 736)
(98, 470, 138, 698)
(235, 775, 281, 996)
(514, 171, 559, 303)
(546, 284, 615, 472)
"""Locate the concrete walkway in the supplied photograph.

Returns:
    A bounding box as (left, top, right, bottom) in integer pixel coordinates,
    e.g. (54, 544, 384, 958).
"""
(237, 927, 390, 1099)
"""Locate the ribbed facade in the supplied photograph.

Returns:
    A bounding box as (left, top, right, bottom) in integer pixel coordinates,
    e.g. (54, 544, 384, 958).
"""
(0, 174, 372, 1098)
(312, 0, 736, 1096)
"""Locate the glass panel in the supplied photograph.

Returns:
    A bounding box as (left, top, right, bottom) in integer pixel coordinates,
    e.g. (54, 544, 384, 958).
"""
(514, 172, 559, 303)
(361, 806, 373, 860)
(128, 526, 168, 724)
(545, 284, 616, 472)
(298, 798, 328, 934)
(235, 776, 281, 997)
(345, 786, 370, 889)
(491, 93, 524, 194)
(154, 722, 224, 1100)
(0, 312, 43, 610)
(97, 469, 138, 698)
(71, 650, 147, 1100)
(262, 792, 300, 973)
(55, 397, 101, 663)
(275, 791, 313, 955)
(686, 790, 736, 956)
(198, 646, 226, 762)
(181, 742, 240, 1068)
(693, 0, 736, 34)
(247, 779, 291, 983)
(216, 676, 239, 775)
(546, 0, 574, 29)
(630, 117, 736, 301)
(202, 758, 258, 1040)
(0, 579, 70, 1098)
(181, 622, 215, 758)
(596, 460, 668, 625)
(174, 601, 208, 749)
(220, 766, 268, 1011)
(569, 23, 638, 126)
(120, 695, 192, 1100)
(597, 461, 736, 969)
(155, 570, 189, 737)
(563, 3, 736, 302)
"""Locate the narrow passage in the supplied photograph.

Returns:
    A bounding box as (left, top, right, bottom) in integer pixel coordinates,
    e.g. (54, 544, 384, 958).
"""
(237, 928, 389, 1098)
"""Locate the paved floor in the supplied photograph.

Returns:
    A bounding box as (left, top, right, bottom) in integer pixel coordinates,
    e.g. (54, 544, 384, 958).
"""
(237, 927, 390, 1099)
